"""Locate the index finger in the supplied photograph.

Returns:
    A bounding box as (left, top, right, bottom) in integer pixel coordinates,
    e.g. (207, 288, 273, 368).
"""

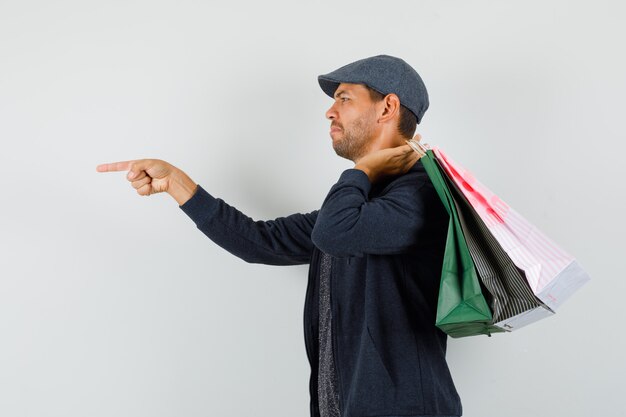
(401, 142, 418, 154)
(96, 160, 135, 173)
(405, 139, 425, 155)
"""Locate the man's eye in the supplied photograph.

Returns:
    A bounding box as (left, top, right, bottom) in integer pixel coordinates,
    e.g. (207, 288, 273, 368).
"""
(341, 97, 349, 102)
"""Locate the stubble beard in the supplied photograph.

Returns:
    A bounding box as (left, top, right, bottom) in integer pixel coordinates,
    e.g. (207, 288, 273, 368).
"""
(332, 109, 377, 162)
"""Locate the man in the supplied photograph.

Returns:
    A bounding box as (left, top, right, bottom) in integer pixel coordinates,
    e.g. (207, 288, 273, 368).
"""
(97, 55, 463, 417)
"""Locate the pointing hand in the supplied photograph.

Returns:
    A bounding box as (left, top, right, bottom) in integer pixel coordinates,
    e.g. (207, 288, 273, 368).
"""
(96, 159, 198, 205)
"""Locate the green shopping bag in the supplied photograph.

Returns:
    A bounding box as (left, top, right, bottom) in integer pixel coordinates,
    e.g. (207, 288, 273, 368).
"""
(420, 149, 504, 338)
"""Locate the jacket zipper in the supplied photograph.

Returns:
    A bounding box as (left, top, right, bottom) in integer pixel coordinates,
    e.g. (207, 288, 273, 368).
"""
(303, 256, 314, 365)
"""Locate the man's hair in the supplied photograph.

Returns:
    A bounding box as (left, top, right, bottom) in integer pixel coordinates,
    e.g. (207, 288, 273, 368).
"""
(365, 85, 417, 139)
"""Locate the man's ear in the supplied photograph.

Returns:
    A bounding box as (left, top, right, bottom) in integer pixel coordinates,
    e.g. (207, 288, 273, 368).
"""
(378, 94, 401, 123)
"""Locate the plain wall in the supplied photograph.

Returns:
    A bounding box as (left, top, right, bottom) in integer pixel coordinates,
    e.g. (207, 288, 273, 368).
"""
(1, 1, 624, 416)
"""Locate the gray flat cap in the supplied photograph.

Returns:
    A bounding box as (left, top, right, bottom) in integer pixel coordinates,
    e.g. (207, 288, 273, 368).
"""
(318, 54, 429, 124)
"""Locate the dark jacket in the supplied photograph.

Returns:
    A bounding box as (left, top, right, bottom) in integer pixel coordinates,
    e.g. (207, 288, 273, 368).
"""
(179, 160, 462, 417)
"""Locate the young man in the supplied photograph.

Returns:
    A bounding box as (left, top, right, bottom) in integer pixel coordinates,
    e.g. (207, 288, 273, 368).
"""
(97, 55, 462, 417)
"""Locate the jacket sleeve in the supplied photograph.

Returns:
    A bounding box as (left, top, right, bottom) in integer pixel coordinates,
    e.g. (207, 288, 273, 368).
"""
(179, 185, 318, 265)
(311, 168, 429, 258)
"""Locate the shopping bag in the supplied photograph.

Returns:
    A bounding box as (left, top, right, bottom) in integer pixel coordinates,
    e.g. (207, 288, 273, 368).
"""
(419, 148, 504, 338)
(432, 146, 591, 313)
(438, 160, 554, 330)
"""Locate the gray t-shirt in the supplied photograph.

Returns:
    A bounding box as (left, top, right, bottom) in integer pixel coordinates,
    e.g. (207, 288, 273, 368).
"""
(318, 252, 341, 417)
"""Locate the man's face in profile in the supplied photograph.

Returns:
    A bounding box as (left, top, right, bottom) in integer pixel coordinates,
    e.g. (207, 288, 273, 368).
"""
(325, 82, 379, 162)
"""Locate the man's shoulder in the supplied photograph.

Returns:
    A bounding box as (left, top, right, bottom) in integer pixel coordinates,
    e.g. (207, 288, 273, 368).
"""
(379, 160, 430, 193)
(375, 159, 445, 216)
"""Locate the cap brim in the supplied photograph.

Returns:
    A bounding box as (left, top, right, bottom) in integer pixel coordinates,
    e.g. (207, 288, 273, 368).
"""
(318, 76, 341, 98)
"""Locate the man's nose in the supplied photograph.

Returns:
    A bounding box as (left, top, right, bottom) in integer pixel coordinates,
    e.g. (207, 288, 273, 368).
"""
(325, 102, 337, 120)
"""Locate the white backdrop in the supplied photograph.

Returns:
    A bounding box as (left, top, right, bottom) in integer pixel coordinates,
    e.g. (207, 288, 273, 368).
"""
(1, 1, 624, 416)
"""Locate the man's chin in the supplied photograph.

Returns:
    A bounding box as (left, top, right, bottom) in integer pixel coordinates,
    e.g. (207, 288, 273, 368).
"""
(332, 145, 356, 162)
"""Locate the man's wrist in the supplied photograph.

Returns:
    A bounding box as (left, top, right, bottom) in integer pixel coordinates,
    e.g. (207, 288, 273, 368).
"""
(354, 164, 375, 183)
(168, 169, 198, 206)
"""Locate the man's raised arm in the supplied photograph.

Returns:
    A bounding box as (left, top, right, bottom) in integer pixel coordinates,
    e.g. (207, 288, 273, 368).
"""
(97, 159, 318, 265)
